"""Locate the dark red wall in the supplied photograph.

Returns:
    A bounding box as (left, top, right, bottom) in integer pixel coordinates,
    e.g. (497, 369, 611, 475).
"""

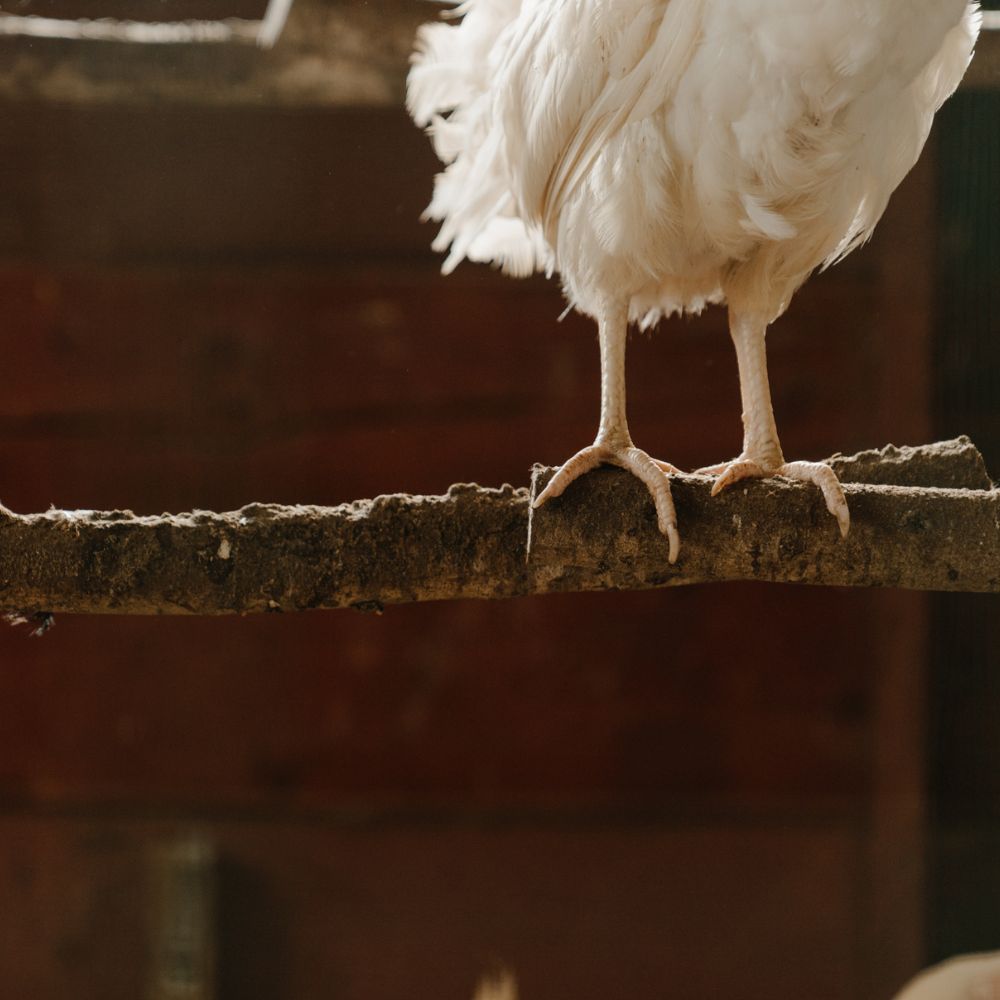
(0, 104, 935, 1000)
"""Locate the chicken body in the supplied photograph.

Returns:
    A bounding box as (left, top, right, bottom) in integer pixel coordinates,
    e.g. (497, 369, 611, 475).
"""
(408, 0, 980, 561)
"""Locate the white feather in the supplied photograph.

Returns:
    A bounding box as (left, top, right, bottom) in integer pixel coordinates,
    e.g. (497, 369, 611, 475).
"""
(408, 0, 979, 324)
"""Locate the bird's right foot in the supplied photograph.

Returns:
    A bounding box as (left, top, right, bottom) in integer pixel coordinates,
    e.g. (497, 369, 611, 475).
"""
(696, 455, 850, 538)
(532, 443, 682, 563)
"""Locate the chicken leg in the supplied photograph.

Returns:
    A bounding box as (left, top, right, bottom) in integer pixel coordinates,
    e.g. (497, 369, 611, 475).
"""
(532, 303, 682, 563)
(697, 309, 850, 537)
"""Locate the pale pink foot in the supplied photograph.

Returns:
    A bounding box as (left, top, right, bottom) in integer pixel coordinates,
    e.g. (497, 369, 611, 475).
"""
(695, 456, 850, 539)
(534, 444, 682, 563)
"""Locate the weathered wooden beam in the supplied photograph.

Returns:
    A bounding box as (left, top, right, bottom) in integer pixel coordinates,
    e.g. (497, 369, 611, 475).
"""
(0, 438, 996, 618)
(0, 3, 995, 109)
(0, 0, 425, 108)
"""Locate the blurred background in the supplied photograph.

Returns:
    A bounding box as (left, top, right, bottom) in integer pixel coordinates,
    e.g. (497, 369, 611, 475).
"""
(0, 3, 997, 998)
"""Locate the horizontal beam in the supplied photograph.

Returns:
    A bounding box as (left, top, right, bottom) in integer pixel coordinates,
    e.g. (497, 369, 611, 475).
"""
(0, 0, 425, 108)
(0, 4, 995, 108)
(0, 439, 996, 618)
(0, 15, 260, 44)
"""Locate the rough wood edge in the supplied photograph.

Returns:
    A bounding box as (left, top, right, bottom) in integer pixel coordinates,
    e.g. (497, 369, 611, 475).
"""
(0, 438, 996, 618)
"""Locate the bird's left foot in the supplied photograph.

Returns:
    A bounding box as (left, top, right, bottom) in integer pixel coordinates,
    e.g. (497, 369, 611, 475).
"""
(533, 443, 682, 563)
(695, 456, 850, 538)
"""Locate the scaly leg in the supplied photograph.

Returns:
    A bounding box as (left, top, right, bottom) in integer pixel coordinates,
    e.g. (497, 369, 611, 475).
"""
(696, 309, 850, 538)
(532, 302, 682, 562)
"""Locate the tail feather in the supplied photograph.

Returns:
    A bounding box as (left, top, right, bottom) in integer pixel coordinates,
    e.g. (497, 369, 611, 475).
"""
(407, 0, 550, 278)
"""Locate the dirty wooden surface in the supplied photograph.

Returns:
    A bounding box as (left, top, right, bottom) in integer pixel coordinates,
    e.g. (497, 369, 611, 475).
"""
(1, 439, 995, 616)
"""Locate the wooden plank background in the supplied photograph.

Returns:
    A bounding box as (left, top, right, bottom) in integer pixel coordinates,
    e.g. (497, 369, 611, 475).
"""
(0, 102, 937, 1000)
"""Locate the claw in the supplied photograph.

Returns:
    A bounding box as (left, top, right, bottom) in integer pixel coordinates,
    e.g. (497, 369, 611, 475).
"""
(709, 459, 765, 496)
(533, 446, 604, 507)
(693, 461, 728, 476)
(624, 448, 681, 563)
(653, 459, 683, 475)
(779, 461, 850, 538)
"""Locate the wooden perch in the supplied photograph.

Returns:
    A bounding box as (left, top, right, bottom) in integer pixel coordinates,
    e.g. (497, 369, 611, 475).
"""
(0, 438, 997, 617)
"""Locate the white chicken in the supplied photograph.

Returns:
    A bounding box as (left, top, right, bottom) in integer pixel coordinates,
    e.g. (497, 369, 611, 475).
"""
(408, 0, 980, 562)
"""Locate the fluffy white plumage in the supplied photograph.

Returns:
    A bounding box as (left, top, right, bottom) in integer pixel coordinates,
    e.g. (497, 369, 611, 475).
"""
(408, 0, 980, 561)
